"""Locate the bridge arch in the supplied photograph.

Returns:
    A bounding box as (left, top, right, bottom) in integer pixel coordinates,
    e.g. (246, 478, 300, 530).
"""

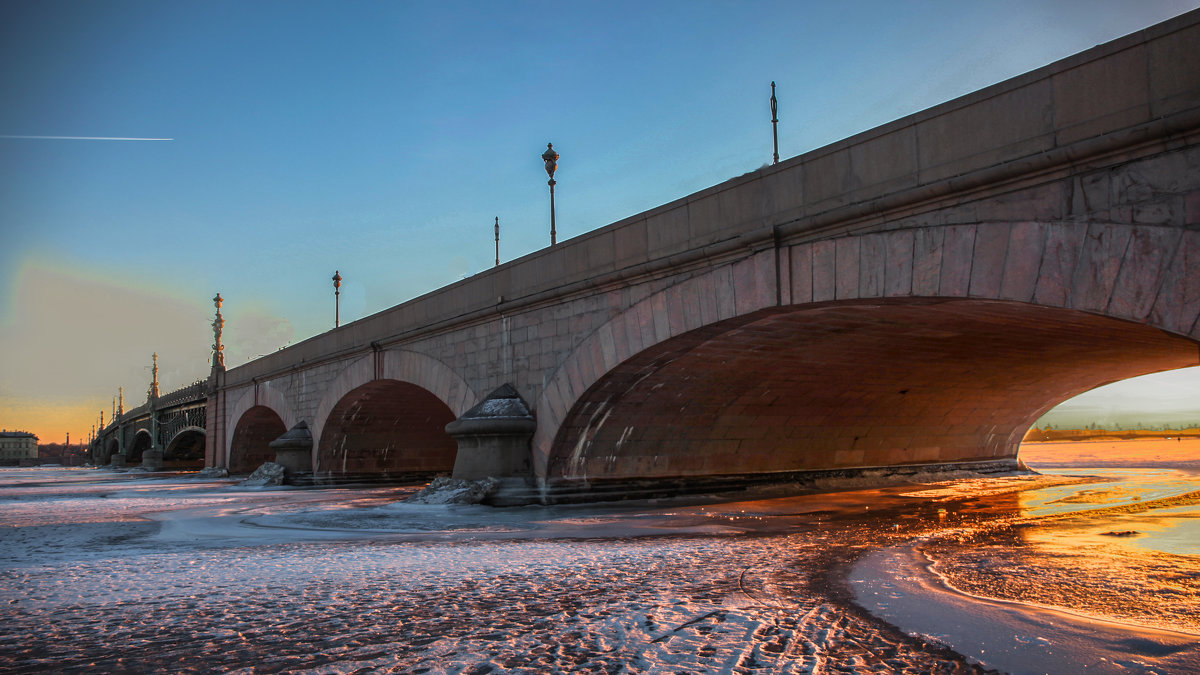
(310, 350, 473, 480)
(164, 426, 205, 468)
(128, 429, 153, 465)
(536, 221, 1200, 482)
(229, 406, 287, 473)
(225, 383, 297, 443)
(103, 437, 120, 465)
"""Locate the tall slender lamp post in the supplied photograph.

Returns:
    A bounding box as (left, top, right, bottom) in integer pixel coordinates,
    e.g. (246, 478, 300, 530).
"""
(332, 271, 342, 328)
(494, 217, 500, 266)
(542, 142, 559, 246)
(770, 81, 779, 165)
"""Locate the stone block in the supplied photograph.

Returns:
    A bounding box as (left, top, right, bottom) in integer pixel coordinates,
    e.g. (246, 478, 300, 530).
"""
(835, 236, 861, 300)
(1149, 230, 1200, 335)
(589, 231, 617, 273)
(612, 218, 648, 268)
(1033, 222, 1088, 307)
(1132, 199, 1183, 226)
(858, 233, 886, 298)
(761, 162, 806, 221)
(1108, 226, 1183, 320)
(977, 181, 1064, 222)
(1052, 44, 1149, 146)
(599, 323, 621, 370)
(848, 126, 919, 195)
(666, 283, 689, 336)
(883, 229, 915, 297)
(718, 177, 766, 229)
(968, 222, 1010, 298)
(686, 191, 724, 240)
(619, 310, 645, 363)
(713, 266, 738, 321)
(812, 239, 837, 302)
(789, 243, 814, 304)
(938, 225, 976, 297)
(917, 79, 1054, 184)
(634, 300, 658, 352)
(733, 250, 774, 315)
(804, 148, 853, 209)
(645, 205, 690, 258)
(697, 272, 719, 325)
(680, 281, 704, 333)
(911, 227, 944, 296)
(999, 222, 1046, 302)
(1070, 223, 1133, 312)
(1148, 20, 1200, 117)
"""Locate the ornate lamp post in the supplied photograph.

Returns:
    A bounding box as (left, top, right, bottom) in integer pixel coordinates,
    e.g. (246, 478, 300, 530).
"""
(212, 293, 225, 370)
(494, 217, 500, 266)
(542, 142, 559, 245)
(332, 271, 342, 328)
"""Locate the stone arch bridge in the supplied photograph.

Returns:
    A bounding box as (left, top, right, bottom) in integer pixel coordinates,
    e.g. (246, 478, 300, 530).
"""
(203, 12, 1199, 502)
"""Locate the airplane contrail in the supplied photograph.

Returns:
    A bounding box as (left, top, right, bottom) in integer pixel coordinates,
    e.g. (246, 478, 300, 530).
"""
(0, 135, 174, 141)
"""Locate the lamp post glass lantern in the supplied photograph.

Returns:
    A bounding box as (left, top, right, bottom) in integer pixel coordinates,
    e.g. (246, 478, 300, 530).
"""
(542, 142, 558, 245)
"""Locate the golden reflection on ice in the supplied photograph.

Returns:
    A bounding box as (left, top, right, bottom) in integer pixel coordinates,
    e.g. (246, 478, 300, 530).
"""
(919, 445, 1200, 636)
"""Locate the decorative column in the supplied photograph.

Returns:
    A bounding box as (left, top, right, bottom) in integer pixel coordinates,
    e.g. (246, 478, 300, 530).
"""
(205, 293, 227, 470)
(111, 387, 126, 467)
(143, 353, 165, 471)
(211, 294, 225, 371)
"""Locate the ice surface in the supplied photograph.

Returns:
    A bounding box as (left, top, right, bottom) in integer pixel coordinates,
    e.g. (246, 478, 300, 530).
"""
(0, 466, 1195, 673)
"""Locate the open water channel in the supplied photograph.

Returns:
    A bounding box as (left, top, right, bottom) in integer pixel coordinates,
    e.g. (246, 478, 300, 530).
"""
(0, 454, 1197, 674)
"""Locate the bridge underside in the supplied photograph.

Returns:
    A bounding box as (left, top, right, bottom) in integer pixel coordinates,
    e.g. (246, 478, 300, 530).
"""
(230, 406, 286, 473)
(164, 429, 205, 469)
(548, 299, 1198, 490)
(316, 380, 457, 481)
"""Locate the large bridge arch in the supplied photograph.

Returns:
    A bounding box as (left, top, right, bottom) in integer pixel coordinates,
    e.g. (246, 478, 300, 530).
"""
(229, 406, 287, 473)
(225, 383, 297, 442)
(536, 221, 1200, 482)
(164, 426, 205, 468)
(103, 437, 120, 465)
(222, 381, 298, 472)
(310, 349, 474, 480)
(315, 379, 458, 480)
(128, 429, 153, 465)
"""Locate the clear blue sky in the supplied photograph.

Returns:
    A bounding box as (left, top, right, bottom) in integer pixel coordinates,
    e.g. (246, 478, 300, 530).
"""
(2, 0, 1198, 441)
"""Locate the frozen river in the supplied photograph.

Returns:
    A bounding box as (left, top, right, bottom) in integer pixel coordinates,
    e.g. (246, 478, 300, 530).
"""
(1, 462, 1197, 674)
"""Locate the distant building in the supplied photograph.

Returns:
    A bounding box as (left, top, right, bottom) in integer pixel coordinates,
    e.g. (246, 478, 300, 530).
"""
(0, 431, 39, 465)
